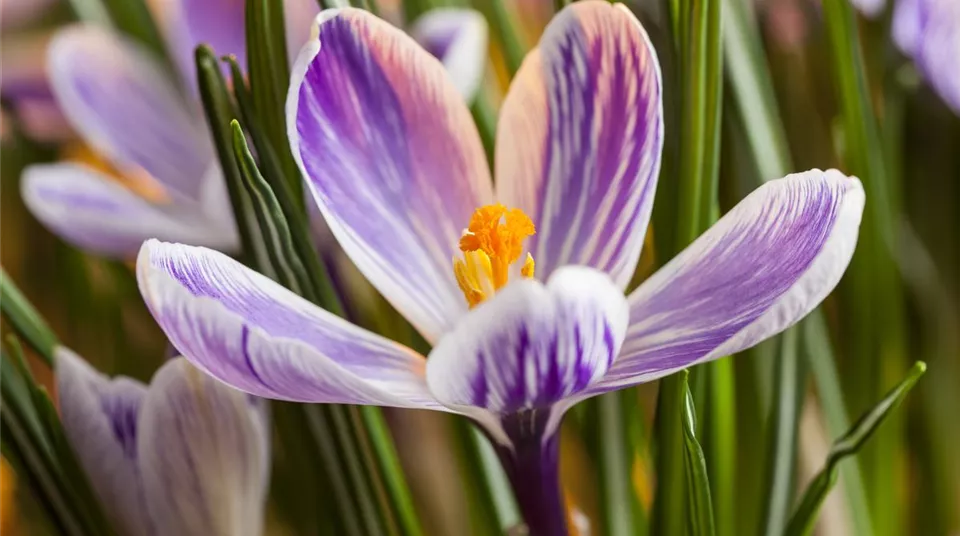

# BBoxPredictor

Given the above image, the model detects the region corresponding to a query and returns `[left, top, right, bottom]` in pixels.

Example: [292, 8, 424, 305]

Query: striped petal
[21, 164, 237, 258]
[410, 8, 489, 101]
[288, 8, 494, 342]
[47, 25, 213, 200]
[137, 240, 449, 411]
[495, 1, 663, 290]
[139, 358, 270, 536]
[426, 266, 628, 439]
[587, 170, 864, 394]
[56, 347, 154, 536]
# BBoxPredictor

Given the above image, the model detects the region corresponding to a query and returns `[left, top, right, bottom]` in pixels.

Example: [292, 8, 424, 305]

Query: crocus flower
[0, 32, 73, 143]
[848, 0, 959, 114]
[56, 349, 270, 536]
[892, 0, 960, 114]
[21, 25, 239, 257]
[21, 1, 487, 258]
[136, 3, 865, 534]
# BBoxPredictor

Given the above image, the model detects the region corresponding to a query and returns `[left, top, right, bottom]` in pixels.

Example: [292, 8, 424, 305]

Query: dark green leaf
[231, 121, 316, 299]
[785, 361, 926, 536]
[680, 371, 717, 536]
[228, 119, 344, 313]
[195, 45, 273, 274]
[1, 344, 117, 536]
[595, 390, 636, 536]
[361, 406, 425, 536]
[1, 268, 58, 366]
[653, 0, 724, 533]
[451, 418, 516, 535]
[245, 0, 303, 205]
[821, 1, 908, 530]
[801, 313, 873, 535]
[721, 0, 791, 180]
[479, 0, 526, 78]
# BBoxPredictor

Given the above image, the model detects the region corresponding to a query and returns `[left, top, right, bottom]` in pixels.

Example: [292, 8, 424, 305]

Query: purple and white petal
[137, 240, 450, 411]
[22, 164, 238, 258]
[56, 348, 154, 536]
[47, 25, 213, 200]
[914, 1, 960, 114]
[426, 266, 628, 439]
[894, 0, 960, 114]
[893, 0, 923, 55]
[587, 169, 864, 394]
[139, 358, 269, 536]
[495, 1, 663, 290]
[288, 8, 494, 343]
[410, 8, 489, 101]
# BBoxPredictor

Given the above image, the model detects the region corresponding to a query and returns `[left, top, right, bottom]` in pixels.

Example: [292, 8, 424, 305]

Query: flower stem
[495, 416, 568, 536]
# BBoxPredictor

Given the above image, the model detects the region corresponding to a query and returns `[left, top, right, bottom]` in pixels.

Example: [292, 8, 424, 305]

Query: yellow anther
[454, 205, 536, 307]
[521, 253, 535, 279]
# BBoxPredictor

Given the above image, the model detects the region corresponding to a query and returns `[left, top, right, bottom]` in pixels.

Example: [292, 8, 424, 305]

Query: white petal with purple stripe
[22, 164, 237, 258]
[587, 169, 864, 394]
[288, 8, 494, 343]
[426, 266, 628, 425]
[137, 240, 449, 411]
[47, 25, 213, 200]
[56, 348, 154, 536]
[495, 1, 663, 290]
[139, 358, 270, 536]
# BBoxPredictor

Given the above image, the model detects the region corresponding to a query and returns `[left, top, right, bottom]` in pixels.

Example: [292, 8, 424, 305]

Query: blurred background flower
[56, 349, 271, 536]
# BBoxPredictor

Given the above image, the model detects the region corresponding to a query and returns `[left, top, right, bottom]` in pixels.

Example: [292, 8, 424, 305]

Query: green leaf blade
[785, 361, 926, 536]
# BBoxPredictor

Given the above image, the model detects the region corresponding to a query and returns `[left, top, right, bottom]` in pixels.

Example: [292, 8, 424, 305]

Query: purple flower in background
[21, 0, 487, 258]
[847, 0, 959, 113]
[137, 3, 864, 534]
[893, 0, 960, 114]
[22, 26, 239, 257]
[56, 349, 270, 536]
[0, 32, 73, 143]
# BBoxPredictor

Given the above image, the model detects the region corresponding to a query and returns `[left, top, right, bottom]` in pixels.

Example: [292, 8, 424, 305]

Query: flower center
[454, 204, 536, 308]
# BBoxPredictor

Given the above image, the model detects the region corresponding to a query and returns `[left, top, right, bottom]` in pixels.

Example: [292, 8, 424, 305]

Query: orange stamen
[454, 204, 536, 307]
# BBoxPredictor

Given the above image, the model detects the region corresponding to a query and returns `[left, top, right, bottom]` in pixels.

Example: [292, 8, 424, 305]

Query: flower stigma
[454, 204, 536, 308]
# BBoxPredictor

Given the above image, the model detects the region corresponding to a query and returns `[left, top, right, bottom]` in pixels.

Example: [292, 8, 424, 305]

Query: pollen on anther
[453, 204, 537, 307]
